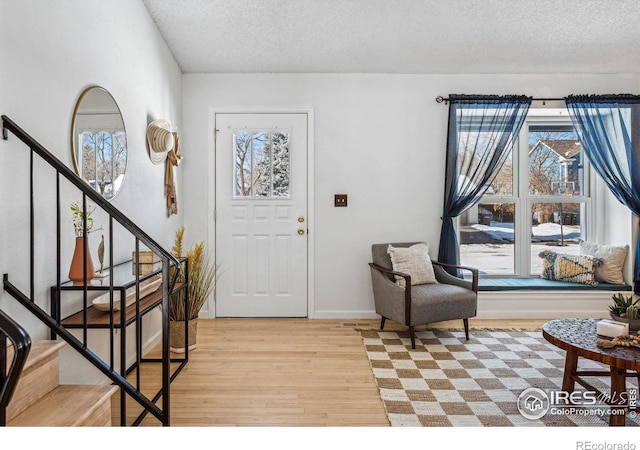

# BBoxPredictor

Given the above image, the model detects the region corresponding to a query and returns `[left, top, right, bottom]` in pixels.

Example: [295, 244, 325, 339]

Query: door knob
[298, 228, 305, 235]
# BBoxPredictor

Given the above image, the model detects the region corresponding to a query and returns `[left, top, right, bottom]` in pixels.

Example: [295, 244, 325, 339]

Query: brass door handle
[298, 228, 305, 235]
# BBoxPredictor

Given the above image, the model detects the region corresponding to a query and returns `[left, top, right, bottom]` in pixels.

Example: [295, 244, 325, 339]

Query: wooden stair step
[8, 384, 119, 427]
[6, 340, 66, 420]
[5, 340, 66, 373]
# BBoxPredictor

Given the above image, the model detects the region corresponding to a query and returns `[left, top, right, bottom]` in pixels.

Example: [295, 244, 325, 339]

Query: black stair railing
[1, 115, 189, 426]
[0, 308, 31, 426]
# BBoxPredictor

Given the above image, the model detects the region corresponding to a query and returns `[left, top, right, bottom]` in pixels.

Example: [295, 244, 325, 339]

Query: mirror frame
[70, 86, 127, 199]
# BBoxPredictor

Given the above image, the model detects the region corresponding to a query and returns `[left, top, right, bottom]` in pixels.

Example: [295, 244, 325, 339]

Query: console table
[50, 259, 188, 425]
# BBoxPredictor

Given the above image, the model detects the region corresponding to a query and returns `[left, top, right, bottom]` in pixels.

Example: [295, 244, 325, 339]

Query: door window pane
[234, 130, 290, 198]
[252, 132, 270, 197]
[271, 132, 290, 197]
[234, 131, 252, 196]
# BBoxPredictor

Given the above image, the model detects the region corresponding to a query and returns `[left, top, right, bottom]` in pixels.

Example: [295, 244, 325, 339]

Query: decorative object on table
[165, 130, 183, 217]
[146, 119, 175, 165]
[596, 318, 629, 338]
[68, 201, 99, 284]
[94, 234, 108, 278]
[92, 276, 162, 312]
[168, 226, 218, 353]
[611, 334, 640, 347]
[608, 293, 640, 331]
[132, 249, 161, 275]
[596, 338, 616, 349]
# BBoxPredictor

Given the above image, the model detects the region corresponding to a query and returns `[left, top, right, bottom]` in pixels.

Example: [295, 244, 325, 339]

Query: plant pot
[69, 236, 95, 284]
[169, 318, 198, 353]
[609, 313, 640, 332]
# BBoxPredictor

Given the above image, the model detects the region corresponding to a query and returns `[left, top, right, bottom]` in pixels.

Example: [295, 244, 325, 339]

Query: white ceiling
[142, 0, 640, 75]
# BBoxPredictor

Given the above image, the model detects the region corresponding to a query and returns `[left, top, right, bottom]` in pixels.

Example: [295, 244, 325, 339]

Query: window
[233, 130, 290, 198]
[459, 109, 591, 276]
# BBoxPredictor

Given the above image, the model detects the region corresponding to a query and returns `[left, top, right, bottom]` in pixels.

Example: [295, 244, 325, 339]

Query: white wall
[0, 0, 183, 382]
[183, 73, 639, 319]
[1, 0, 638, 331]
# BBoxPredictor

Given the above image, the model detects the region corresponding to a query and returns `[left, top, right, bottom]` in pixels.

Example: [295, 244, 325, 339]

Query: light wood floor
[119, 318, 546, 427]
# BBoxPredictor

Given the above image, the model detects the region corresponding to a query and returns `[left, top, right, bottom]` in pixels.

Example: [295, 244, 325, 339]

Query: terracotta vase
[69, 236, 95, 284]
[169, 318, 198, 353]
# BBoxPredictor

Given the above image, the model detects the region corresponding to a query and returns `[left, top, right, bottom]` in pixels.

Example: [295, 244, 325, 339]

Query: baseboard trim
[315, 289, 620, 320]
[311, 310, 380, 320]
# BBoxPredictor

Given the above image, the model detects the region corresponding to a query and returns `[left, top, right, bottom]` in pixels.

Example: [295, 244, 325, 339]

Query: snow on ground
[470, 221, 581, 242]
[460, 221, 581, 275]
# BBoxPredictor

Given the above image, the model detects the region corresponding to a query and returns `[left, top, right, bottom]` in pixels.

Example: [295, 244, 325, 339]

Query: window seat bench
[474, 277, 632, 320]
[478, 277, 632, 292]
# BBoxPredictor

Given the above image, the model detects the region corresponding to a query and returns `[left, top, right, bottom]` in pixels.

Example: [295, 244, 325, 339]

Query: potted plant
[168, 226, 217, 352]
[608, 293, 640, 331]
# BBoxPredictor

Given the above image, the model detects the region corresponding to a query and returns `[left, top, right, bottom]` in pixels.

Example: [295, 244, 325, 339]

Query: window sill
[477, 277, 632, 292]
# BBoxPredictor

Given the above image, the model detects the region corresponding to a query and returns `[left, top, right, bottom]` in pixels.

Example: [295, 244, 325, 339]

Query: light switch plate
[334, 194, 348, 207]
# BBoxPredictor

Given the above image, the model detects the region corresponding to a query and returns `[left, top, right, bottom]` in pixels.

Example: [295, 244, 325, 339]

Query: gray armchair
[369, 242, 478, 349]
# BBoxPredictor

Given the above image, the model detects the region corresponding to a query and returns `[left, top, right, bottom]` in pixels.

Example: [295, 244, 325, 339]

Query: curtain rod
[435, 96, 564, 105]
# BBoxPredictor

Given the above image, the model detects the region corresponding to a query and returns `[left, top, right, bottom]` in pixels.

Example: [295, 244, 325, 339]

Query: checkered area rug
[360, 328, 640, 427]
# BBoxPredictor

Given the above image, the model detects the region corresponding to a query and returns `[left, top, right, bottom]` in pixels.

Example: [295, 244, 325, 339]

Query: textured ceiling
[142, 0, 640, 74]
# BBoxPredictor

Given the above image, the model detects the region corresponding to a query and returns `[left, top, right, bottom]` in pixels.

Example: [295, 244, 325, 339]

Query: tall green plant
[170, 226, 217, 321]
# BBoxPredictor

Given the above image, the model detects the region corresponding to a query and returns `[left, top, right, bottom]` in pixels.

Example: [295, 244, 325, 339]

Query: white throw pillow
[387, 243, 437, 287]
[579, 241, 628, 284]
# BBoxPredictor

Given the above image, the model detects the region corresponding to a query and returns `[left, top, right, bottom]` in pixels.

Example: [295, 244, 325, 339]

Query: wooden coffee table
[542, 318, 640, 426]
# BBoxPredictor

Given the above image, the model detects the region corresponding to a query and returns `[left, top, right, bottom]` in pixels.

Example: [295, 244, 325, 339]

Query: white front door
[215, 113, 308, 317]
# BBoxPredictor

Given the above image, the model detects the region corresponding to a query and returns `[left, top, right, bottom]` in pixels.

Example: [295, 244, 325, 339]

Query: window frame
[459, 110, 597, 277]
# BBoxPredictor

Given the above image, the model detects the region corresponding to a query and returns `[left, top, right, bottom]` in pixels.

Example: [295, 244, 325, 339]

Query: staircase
[6, 340, 117, 426]
[1, 115, 190, 426]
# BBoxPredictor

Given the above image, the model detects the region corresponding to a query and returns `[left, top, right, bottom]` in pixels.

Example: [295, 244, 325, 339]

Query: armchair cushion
[387, 243, 437, 287]
[410, 283, 477, 325]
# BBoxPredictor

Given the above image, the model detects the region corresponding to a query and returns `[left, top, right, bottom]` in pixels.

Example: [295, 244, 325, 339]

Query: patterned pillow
[387, 243, 437, 287]
[539, 250, 602, 287]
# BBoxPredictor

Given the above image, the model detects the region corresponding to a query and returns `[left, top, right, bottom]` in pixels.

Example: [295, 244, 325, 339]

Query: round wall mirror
[71, 86, 127, 199]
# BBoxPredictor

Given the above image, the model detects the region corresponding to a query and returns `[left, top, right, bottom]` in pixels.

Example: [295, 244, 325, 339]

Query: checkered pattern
[360, 328, 640, 427]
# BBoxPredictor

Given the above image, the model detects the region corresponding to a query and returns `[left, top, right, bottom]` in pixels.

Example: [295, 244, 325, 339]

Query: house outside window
[459, 109, 592, 276]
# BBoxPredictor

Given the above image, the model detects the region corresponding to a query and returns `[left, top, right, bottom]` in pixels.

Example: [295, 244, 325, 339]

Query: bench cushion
[478, 277, 632, 291]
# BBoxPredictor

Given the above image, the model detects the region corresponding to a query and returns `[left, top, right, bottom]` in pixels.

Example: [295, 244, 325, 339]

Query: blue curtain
[438, 95, 531, 272]
[565, 94, 640, 293]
